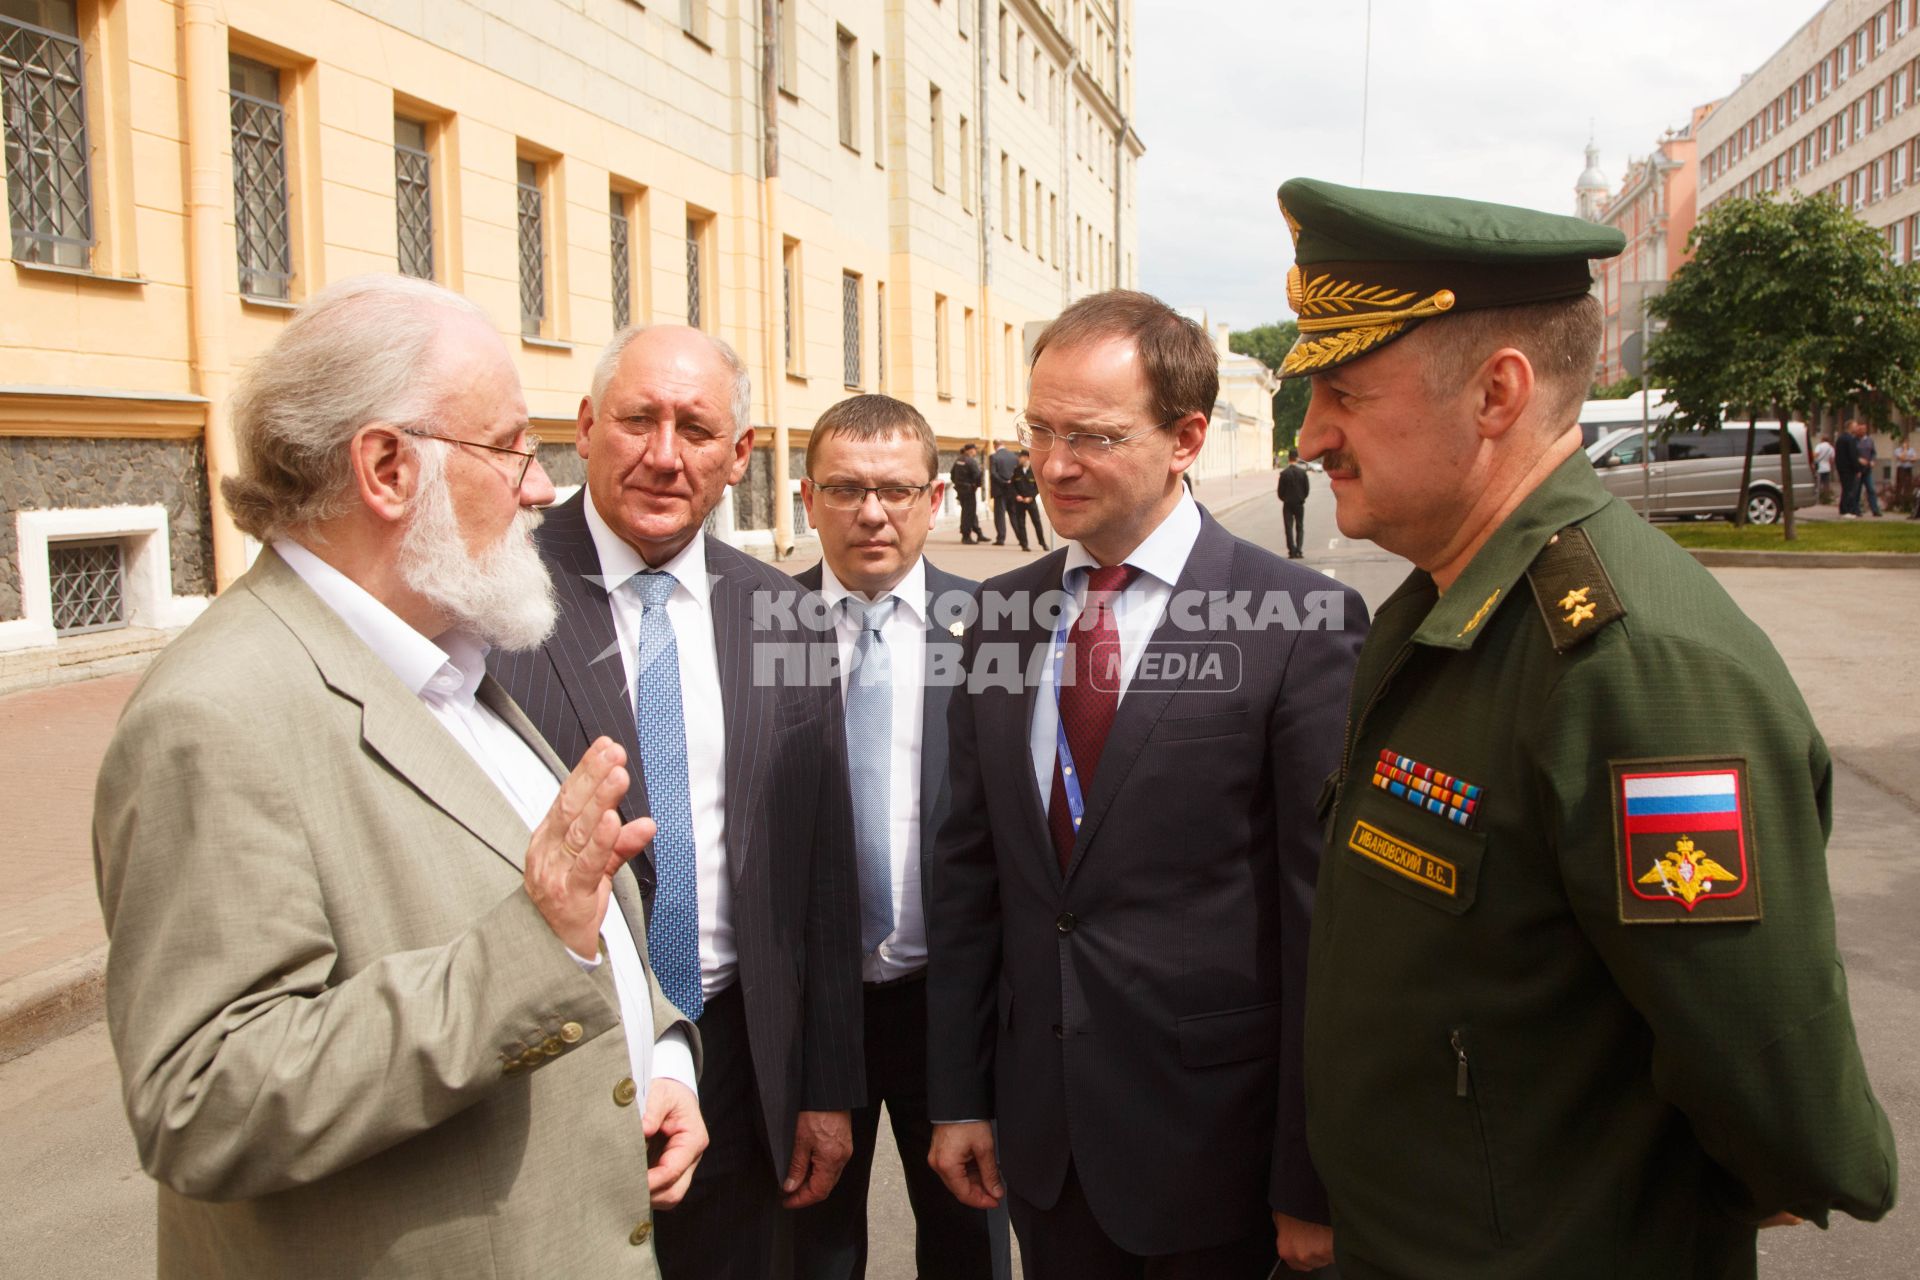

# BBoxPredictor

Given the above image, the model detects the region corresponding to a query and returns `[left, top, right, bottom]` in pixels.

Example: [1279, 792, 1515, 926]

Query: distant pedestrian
[1894, 436, 1915, 510]
[1855, 421, 1884, 518]
[1814, 434, 1835, 506]
[988, 442, 1018, 545]
[951, 442, 986, 543]
[1008, 449, 1047, 550]
[1836, 421, 1863, 517]
[1276, 448, 1310, 558]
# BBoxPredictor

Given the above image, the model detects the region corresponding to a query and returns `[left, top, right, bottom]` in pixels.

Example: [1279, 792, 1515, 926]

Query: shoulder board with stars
[1524, 525, 1624, 654]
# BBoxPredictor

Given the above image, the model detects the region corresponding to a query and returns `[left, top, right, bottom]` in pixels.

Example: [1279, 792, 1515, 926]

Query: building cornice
[0, 387, 208, 439]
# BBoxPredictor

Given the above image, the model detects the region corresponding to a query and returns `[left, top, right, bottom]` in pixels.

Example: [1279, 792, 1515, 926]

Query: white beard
[397, 453, 558, 652]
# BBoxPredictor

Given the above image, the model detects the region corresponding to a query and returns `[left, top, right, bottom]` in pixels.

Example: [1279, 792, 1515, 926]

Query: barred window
[836, 29, 856, 150]
[516, 157, 544, 335]
[48, 538, 125, 635]
[782, 238, 798, 371]
[394, 116, 432, 280]
[230, 55, 291, 299]
[874, 280, 886, 392]
[609, 189, 631, 330]
[1, 0, 91, 268]
[685, 216, 703, 330]
[841, 270, 861, 387]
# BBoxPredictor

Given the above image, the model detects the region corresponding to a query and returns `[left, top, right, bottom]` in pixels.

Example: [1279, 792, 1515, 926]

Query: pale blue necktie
[844, 596, 896, 954]
[632, 572, 702, 1021]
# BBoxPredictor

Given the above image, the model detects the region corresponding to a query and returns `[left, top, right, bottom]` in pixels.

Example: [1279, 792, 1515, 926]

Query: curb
[1686, 549, 1920, 569]
[0, 943, 107, 1066]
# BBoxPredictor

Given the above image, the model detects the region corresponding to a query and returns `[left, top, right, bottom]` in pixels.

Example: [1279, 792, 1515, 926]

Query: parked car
[1576, 391, 1671, 448]
[1586, 420, 1818, 524]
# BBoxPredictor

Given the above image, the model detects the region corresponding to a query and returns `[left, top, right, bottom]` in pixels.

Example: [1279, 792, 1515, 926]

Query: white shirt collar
[273, 538, 486, 702]
[583, 491, 713, 606]
[817, 555, 929, 625]
[1060, 487, 1203, 590]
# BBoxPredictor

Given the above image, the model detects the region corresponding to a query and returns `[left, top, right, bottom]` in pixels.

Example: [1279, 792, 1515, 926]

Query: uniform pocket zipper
[1451, 1028, 1507, 1242]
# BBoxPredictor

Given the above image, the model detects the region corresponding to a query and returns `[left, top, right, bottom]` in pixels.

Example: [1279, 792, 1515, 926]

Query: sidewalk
[0, 467, 1282, 1063]
[0, 673, 134, 1061]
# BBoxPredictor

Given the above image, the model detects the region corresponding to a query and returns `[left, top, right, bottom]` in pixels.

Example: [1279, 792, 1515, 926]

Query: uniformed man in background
[1280, 177, 1897, 1280]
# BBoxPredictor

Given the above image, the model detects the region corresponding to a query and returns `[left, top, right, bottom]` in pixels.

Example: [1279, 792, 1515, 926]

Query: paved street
[0, 478, 1912, 1277]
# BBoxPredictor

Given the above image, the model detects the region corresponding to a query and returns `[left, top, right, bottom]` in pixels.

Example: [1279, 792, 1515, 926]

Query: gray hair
[590, 324, 753, 437]
[223, 273, 489, 541]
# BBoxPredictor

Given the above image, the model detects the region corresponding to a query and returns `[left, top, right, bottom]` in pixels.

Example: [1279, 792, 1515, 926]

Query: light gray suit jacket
[93, 548, 696, 1278]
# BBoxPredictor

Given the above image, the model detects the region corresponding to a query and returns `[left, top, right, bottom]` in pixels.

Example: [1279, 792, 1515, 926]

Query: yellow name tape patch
[1349, 820, 1458, 896]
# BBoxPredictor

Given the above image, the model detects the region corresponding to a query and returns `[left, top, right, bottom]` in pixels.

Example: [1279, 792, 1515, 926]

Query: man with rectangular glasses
[926, 290, 1366, 1277]
[790, 394, 1011, 1280]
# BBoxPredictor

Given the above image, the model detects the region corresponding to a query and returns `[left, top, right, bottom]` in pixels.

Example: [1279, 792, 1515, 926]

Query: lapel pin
[949, 620, 965, 637]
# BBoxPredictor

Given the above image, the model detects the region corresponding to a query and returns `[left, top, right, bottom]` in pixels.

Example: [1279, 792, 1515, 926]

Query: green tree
[1588, 375, 1641, 400]
[1229, 320, 1310, 456]
[1646, 192, 1920, 538]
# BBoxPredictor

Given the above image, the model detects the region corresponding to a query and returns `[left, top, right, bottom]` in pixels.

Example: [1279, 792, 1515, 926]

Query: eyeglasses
[403, 428, 539, 491]
[808, 481, 934, 511]
[1016, 414, 1178, 459]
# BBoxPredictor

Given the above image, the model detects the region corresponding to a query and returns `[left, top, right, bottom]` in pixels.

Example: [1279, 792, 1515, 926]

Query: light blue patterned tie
[632, 572, 702, 1021]
[844, 596, 896, 954]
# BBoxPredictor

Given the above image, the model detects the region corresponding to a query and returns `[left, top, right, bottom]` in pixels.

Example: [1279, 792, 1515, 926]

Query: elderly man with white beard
[92, 274, 706, 1279]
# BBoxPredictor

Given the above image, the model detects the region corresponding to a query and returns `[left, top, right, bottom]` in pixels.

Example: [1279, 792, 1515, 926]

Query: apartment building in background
[0, 0, 1142, 663]
[1698, 0, 1920, 260]
[1576, 104, 1716, 386]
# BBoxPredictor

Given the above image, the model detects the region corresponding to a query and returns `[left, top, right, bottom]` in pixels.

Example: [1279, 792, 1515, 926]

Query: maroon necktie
[1049, 564, 1140, 872]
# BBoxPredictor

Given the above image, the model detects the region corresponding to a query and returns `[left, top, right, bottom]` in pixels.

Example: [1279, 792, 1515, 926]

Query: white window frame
[0, 505, 208, 652]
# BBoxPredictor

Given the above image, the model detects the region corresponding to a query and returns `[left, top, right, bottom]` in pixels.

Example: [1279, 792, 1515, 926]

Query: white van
[1576, 391, 1671, 448]
[1587, 421, 1818, 524]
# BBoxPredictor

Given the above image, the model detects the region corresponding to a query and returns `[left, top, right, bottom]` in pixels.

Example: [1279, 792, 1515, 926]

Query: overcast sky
[1136, 0, 1826, 331]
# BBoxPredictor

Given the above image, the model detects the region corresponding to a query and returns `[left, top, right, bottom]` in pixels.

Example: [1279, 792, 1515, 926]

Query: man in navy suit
[790, 394, 1010, 1280]
[926, 291, 1366, 1277]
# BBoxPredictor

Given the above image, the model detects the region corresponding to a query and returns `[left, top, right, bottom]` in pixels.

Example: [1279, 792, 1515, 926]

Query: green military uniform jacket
[1304, 452, 1896, 1280]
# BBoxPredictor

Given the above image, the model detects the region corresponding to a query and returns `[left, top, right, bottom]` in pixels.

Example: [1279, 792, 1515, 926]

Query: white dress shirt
[273, 540, 696, 1097]
[583, 497, 738, 1000]
[817, 557, 929, 983]
[1028, 489, 1204, 804]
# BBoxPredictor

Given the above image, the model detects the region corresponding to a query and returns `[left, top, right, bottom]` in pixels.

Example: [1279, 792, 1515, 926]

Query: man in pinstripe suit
[491, 325, 864, 1279]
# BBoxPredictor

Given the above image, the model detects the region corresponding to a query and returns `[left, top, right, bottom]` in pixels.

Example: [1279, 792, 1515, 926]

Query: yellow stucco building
[0, 0, 1141, 664]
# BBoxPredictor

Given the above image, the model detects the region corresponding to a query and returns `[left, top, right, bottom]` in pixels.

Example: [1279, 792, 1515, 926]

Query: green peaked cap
[1275, 177, 1625, 378]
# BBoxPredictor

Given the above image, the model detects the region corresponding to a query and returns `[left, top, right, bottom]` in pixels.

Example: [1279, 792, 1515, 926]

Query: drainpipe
[182, 0, 244, 588]
[977, 0, 995, 462]
[1111, 4, 1124, 290]
[761, 0, 791, 557]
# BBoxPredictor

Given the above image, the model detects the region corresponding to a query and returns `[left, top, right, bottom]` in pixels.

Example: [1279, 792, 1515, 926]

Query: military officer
[1281, 177, 1897, 1280]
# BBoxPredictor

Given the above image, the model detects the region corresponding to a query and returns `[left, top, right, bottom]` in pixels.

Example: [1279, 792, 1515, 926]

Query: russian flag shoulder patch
[1610, 757, 1762, 924]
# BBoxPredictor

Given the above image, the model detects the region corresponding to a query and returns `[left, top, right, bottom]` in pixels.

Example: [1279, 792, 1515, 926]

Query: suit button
[542, 1035, 564, 1056]
[520, 1048, 544, 1067]
[630, 1221, 653, 1246]
[1052, 1024, 1064, 1039]
[1055, 913, 1076, 934]
[560, 1021, 584, 1044]
[613, 1077, 638, 1107]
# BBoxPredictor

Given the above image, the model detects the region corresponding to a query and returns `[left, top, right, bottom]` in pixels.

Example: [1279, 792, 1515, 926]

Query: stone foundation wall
[0, 437, 215, 622]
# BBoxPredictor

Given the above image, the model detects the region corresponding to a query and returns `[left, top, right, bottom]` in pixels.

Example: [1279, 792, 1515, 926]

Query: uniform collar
[1412, 449, 1610, 651]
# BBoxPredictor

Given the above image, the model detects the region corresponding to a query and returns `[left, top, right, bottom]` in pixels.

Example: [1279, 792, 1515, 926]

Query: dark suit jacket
[490, 491, 864, 1175]
[988, 447, 1018, 492]
[789, 558, 979, 939]
[926, 509, 1367, 1255]
[1277, 463, 1310, 507]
